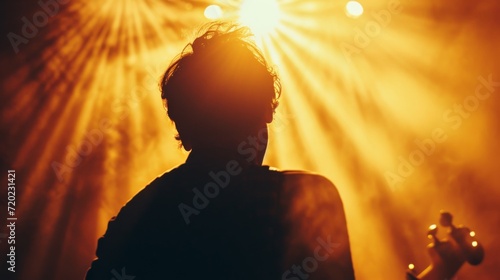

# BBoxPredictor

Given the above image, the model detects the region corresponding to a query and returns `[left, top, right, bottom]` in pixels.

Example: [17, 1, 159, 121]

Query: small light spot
[204, 5, 223, 20]
[345, 1, 364, 18]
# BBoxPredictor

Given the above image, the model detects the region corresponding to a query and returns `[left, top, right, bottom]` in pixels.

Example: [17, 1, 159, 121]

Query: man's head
[161, 22, 281, 151]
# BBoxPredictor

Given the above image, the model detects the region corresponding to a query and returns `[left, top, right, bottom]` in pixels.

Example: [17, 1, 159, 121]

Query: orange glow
[2, 0, 500, 280]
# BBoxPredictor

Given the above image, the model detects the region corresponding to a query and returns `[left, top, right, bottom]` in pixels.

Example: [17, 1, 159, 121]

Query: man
[86, 23, 355, 280]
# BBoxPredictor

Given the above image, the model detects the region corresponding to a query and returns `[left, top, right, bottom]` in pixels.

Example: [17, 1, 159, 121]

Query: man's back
[86, 158, 355, 280]
[86, 23, 355, 280]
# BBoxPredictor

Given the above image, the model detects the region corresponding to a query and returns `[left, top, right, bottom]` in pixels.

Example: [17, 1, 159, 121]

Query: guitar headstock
[406, 211, 484, 280]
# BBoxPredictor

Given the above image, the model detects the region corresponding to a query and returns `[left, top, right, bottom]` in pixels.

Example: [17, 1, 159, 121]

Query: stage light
[239, 0, 281, 39]
[345, 1, 363, 18]
[205, 5, 223, 20]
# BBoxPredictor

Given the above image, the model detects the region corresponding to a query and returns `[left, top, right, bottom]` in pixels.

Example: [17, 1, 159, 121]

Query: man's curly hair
[160, 22, 281, 149]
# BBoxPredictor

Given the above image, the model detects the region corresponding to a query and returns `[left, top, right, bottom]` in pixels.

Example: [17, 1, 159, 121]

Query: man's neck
[186, 147, 263, 169]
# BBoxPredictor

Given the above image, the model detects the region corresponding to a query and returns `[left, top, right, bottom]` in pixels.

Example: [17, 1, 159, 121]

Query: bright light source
[345, 1, 363, 18]
[239, 0, 281, 39]
[472, 241, 478, 247]
[204, 5, 223, 20]
[470, 231, 476, 237]
[408, 263, 415, 270]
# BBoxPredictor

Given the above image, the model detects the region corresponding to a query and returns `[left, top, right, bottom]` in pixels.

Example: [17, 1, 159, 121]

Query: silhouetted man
[86, 23, 355, 280]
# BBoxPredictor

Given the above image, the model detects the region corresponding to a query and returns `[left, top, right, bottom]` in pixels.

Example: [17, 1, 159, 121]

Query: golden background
[1, 0, 499, 279]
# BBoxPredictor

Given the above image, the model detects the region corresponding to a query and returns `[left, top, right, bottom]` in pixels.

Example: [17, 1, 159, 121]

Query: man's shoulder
[270, 168, 342, 199]
[119, 164, 188, 209]
[134, 164, 191, 194]
[274, 168, 335, 186]
[146, 164, 187, 185]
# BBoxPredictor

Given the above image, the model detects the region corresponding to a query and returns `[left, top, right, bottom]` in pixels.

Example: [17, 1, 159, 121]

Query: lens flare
[345, 1, 363, 18]
[204, 5, 223, 20]
[239, 0, 281, 39]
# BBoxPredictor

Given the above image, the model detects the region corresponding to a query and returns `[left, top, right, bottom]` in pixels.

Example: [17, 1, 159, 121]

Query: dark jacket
[86, 155, 355, 280]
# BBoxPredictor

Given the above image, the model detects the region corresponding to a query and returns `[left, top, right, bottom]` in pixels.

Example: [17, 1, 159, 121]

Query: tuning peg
[439, 211, 455, 230]
[427, 224, 440, 244]
[440, 211, 485, 266]
[409, 211, 484, 280]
